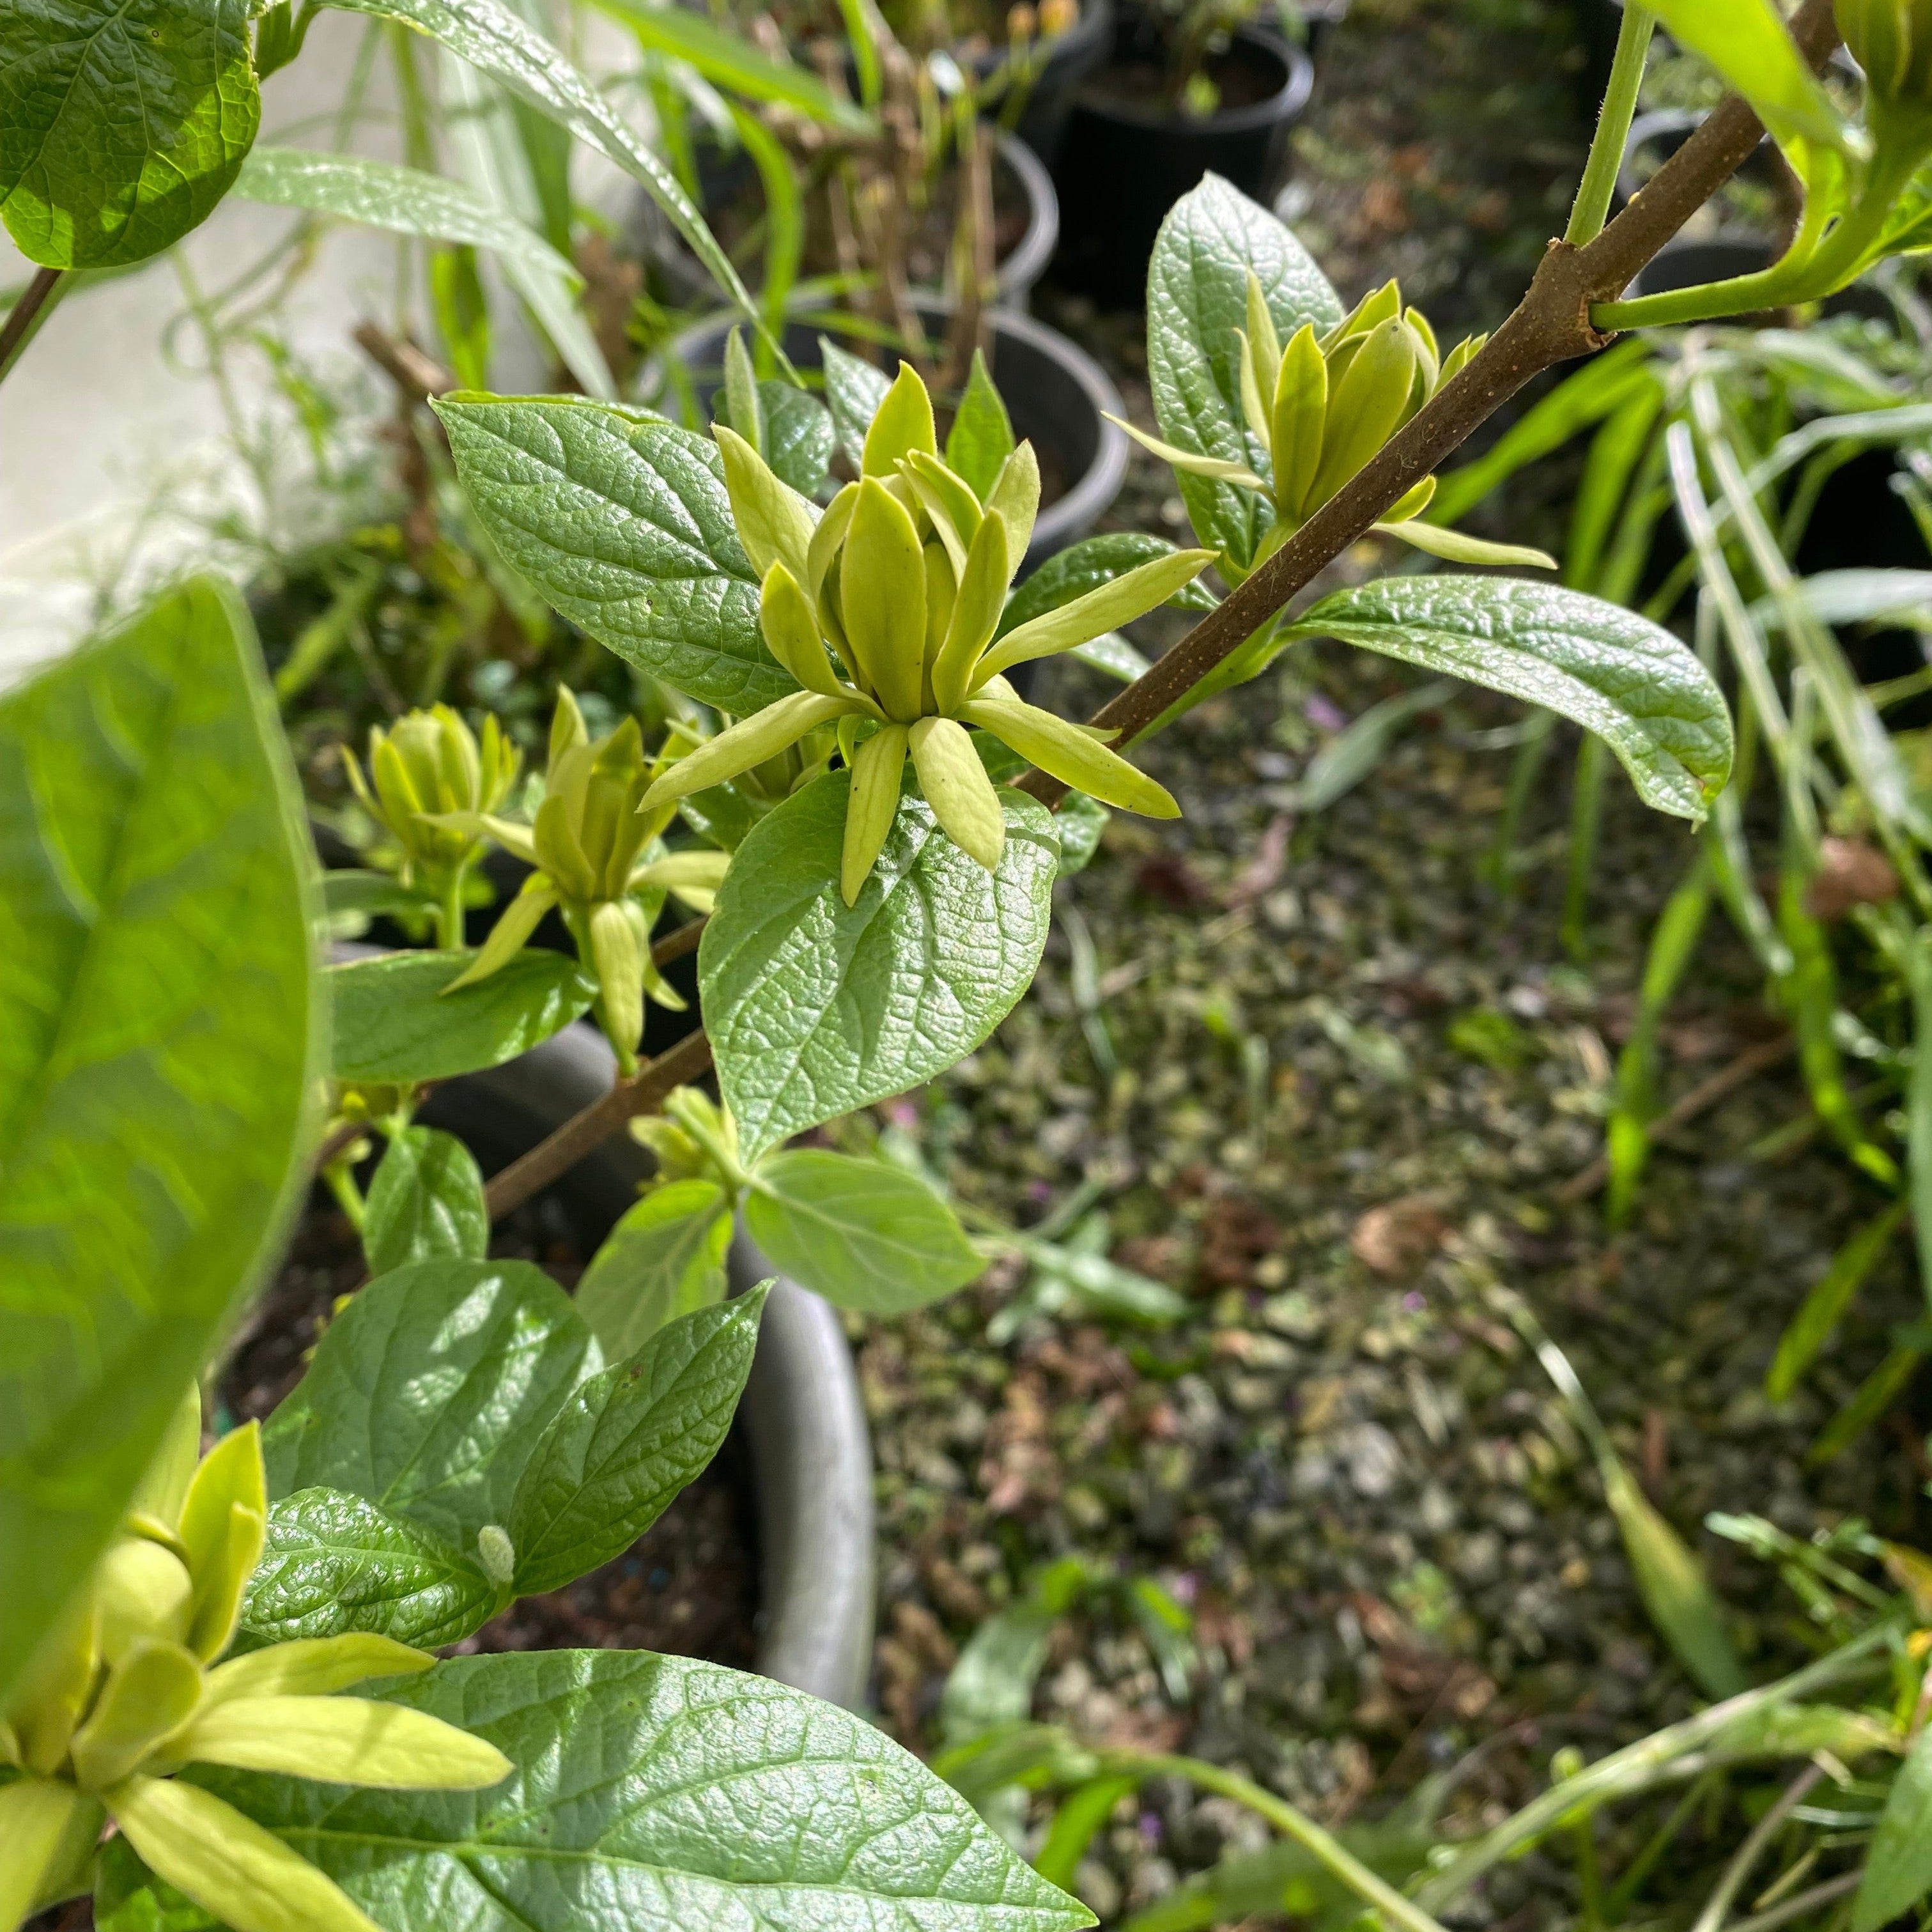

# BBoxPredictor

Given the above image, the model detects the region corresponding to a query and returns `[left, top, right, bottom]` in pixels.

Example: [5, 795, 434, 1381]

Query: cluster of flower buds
[1116, 275, 1551, 575]
[630, 1085, 746, 1194]
[438, 691, 727, 1072]
[1842, 0, 1932, 128]
[344, 705, 521, 898]
[0, 1393, 506, 1932]
[642, 363, 1215, 904]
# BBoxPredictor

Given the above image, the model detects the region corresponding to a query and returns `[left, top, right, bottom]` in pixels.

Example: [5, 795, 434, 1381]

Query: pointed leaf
[574, 1180, 733, 1359]
[946, 350, 1017, 497]
[328, 947, 594, 1085]
[437, 396, 794, 712]
[363, 1128, 490, 1274]
[700, 771, 1059, 1161]
[0, 580, 316, 1704]
[819, 337, 893, 470]
[1288, 575, 1734, 818]
[1374, 520, 1557, 569]
[1853, 1728, 1932, 1932]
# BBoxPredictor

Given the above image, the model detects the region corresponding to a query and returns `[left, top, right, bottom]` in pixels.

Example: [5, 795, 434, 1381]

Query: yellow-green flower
[1113, 275, 1552, 576]
[437, 690, 728, 1072]
[0, 1391, 509, 1932]
[630, 1086, 746, 1193]
[639, 363, 1217, 905]
[344, 706, 522, 945]
[1843, 0, 1932, 125]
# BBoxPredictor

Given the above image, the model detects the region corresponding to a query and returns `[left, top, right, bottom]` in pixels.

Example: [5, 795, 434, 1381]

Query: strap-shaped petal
[202, 1636, 432, 1708]
[177, 1426, 266, 1662]
[1244, 270, 1282, 400]
[534, 789, 598, 900]
[640, 691, 860, 809]
[1104, 415, 1269, 490]
[633, 849, 731, 901]
[0, 1778, 99, 1932]
[841, 479, 927, 720]
[127, 1386, 203, 1533]
[1372, 520, 1556, 569]
[975, 548, 1217, 685]
[109, 1775, 385, 1932]
[961, 697, 1180, 817]
[419, 810, 538, 865]
[1271, 323, 1328, 520]
[1310, 315, 1416, 509]
[902, 450, 982, 572]
[70, 1638, 205, 1789]
[984, 441, 1042, 562]
[930, 510, 1010, 715]
[174, 1695, 512, 1789]
[442, 877, 559, 993]
[841, 722, 909, 906]
[590, 897, 649, 1069]
[715, 424, 816, 581]
[759, 563, 844, 697]
[550, 687, 590, 766]
[862, 361, 938, 475]
[806, 481, 858, 606]
[909, 717, 1005, 870]
[1234, 327, 1274, 457]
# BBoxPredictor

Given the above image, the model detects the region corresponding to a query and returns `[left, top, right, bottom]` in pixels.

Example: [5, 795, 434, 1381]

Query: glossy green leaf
[0, 579, 317, 1703]
[997, 533, 1217, 642]
[745, 1150, 984, 1313]
[1855, 1729, 1932, 1931]
[97, 1650, 1096, 1932]
[574, 1179, 733, 1359]
[506, 1288, 767, 1593]
[699, 771, 1060, 1163]
[437, 394, 796, 713]
[945, 350, 1017, 500]
[758, 380, 837, 497]
[242, 1488, 498, 1650]
[362, 1127, 490, 1274]
[327, 0, 759, 325]
[261, 1260, 599, 1549]
[1287, 575, 1734, 819]
[1147, 174, 1343, 568]
[820, 336, 893, 470]
[234, 146, 575, 280]
[0, 0, 259, 268]
[328, 947, 595, 1085]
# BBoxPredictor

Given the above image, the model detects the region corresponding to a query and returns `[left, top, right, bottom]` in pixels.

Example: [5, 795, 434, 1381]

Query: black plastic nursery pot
[659, 298, 1129, 573]
[1049, 22, 1313, 305]
[990, 0, 1115, 171]
[639, 128, 1059, 315]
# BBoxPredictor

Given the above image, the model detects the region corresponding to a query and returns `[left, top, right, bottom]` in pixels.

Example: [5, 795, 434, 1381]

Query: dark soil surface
[1085, 41, 1285, 118]
[220, 1189, 761, 1668]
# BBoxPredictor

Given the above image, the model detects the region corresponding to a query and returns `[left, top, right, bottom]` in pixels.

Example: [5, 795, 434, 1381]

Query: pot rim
[1076, 26, 1315, 137]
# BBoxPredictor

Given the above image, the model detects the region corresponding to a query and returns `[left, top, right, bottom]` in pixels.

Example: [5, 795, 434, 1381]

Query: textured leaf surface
[759, 379, 837, 497]
[242, 1488, 498, 1650]
[234, 146, 573, 277]
[437, 395, 795, 712]
[507, 1290, 766, 1593]
[0, 580, 316, 1700]
[821, 337, 893, 468]
[261, 1261, 599, 1549]
[1290, 576, 1734, 818]
[700, 773, 1059, 1161]
[0, 0, 259, 268]
[1147, 175, 1342, 568]
[363, 1127, 490, 1273]
[99, 1650, 1096, 1932]
[574, 1179, 733, 1359]
[1853, 1728, 1932, 1932]
[328, 947, 596, 1084]
[745, 1150, 984, 1312]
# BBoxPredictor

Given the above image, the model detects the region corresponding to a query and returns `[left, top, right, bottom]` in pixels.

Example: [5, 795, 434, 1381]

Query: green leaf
[758, 380, 837, 497]
[744, 1150, 985, 1313]
[1287, 575, 1734, 819]
[1147, 174, 1343, 569]
[98, 1650, 1096, 1932]
[362, 1127, 490, 1273]
[234, 146, 574, 282]
[0, 580, 317, 1703]
[574, 1179, 733, 1359]
[0, 0, 259, 268]
[1642, 0, 1850, 158]
[321, 869, 438, 922]
[328, 946, 596, 1085]
[261, 1260, 599, 1549]
[945, 350, 1017, 499]
[1056, 792, 1109, 874]
[820, 336, 893, 470]
[699, 771, 1060, 1163]
[506, 1288, 767, 1594]
[437, 394, 796, 713]
[1854, 1728, 1932, 1932]
[585, 0, 874, 134]
[1766, 1196, 1910, 1401]
[327, 0, 760, 327]
[242, 1488, 499, 1650]
[997, 533, 1217, 641]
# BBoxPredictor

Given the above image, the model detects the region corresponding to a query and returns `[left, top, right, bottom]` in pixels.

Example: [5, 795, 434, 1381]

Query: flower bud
[1842, 0, 1932, 116]
[344, 706, 520, 886]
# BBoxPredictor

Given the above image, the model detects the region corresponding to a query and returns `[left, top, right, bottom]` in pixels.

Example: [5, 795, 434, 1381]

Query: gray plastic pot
[419, 1020, 876, 1710]
[639, 128, 1059, 315]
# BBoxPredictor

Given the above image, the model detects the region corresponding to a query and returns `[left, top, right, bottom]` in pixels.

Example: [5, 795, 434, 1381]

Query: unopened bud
[1842, 0, 1932, 117]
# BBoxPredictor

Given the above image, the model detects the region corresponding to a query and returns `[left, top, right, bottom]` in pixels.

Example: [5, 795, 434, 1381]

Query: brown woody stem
[0, 267, 65, 385]
[485, 0, 1843, 1217]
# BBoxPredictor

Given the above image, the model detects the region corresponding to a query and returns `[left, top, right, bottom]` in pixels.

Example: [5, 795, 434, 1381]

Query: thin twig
[1722, 1873, 1861, 1932]
[1687, 1766, 1823, 1932]
[1557, 1033, 1796, 1203]
[353, 320, 455, 405]
[0, 265, 65, 383]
